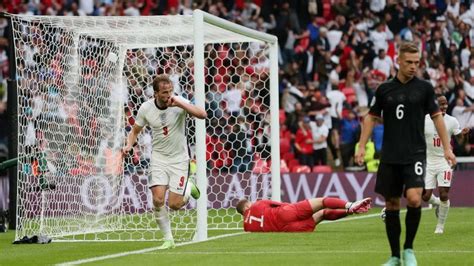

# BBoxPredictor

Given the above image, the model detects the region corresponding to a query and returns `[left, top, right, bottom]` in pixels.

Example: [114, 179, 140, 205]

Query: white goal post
[10, 10, 280, 242]
[193, 10, 280, 241]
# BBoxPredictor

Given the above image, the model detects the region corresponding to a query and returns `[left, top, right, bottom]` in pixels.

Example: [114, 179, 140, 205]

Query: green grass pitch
[1, 207, 473, 265]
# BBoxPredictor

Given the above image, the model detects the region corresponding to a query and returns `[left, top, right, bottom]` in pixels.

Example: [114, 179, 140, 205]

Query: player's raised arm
[431, 114, 456, 166]
[123, 124, 144, 156]
[167, 95, 207, 119]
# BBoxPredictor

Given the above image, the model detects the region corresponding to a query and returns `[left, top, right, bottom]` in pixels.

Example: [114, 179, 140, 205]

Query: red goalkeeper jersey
[242, 200, 315, 232]
[243, 200, 284, 232]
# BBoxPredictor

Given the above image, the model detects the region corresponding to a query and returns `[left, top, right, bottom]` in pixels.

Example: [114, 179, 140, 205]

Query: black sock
[385, 210, 401, 258]
[404, 206, 421, 250]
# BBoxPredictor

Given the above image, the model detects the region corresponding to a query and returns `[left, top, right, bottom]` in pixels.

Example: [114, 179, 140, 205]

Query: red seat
[292, 165, 311, 173]
[312, 165, 332, 173]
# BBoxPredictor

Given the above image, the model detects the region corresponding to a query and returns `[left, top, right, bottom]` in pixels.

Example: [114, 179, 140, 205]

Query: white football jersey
[424, 114, 462, 163]
[135, 97, 190, 162]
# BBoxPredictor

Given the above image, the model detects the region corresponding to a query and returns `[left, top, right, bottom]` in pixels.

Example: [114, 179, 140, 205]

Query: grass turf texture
[1, 207, 473, 265]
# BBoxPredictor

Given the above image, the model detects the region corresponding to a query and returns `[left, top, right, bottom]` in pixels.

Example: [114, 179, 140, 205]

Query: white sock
[429, 194, 441, 206]
[155, 207, 173, 241]
[437, 200, 450, 227]
[345, 202, 352, 209]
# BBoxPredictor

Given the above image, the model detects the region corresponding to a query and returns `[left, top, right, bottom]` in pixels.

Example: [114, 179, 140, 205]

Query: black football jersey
[369, 76, 440, 164]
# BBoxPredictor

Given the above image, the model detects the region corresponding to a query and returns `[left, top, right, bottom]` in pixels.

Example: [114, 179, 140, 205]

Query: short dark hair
[153, 74, 172, 92]
[436, 94, 447, 100]
[236, 199, 249, 215]
[398, 42, 420, 56]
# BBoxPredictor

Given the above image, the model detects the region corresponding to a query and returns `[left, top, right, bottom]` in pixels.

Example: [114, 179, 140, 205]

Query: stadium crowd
[1, 0, 474, 175]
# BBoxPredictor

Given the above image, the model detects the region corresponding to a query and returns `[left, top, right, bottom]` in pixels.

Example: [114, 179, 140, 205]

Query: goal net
[10, 11, 280, 242]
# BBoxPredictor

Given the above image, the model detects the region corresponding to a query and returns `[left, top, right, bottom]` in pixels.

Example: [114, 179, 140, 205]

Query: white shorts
[149, 158, 190, 195]
[425, 160, 453, 189]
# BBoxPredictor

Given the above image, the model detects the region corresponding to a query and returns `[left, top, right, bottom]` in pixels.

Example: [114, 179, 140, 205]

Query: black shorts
[375, 161, 425, 199]
[331, 117, 341, 131]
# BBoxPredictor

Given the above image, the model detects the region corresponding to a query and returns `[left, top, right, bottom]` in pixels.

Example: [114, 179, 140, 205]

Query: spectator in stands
[372, 120, 384, 156]
[294, 116, 314, 167]
[315, 52, 335, 93]
[326, 84, 346, 167]
[462, 76, 474, 102]
[369, 22, 392, 54]
[310, 114, 329, 166]
[298, 45, 317, 83]
[222, 83, 243, 117]
[340, 110, 360, 168]
[315, 27, 330, 57]
[285, 101, 305, 134]
[327, 56, 342, 91]
[427, 29, 449, 65]
[4, 0, 474, 178]
[353, 29, 376, 70]
[462, 57, 474, 81]
[241, 0, 261, 26]
[452, 98, 474, 129]
[282, 80, 304, 116]
[228, 118, 251, 173]
[306, 88, 330, 118]
[373, 49, 394, 79]
[206, 84, 223, 118]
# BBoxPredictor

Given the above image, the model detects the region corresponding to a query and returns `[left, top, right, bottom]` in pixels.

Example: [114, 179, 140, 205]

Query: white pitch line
[144, 250, 474, 255]
[320, 211, 387, 224]
[56, 207, 432, 265]
[56, 232, 246, 266]
[321, 206, 433, 224]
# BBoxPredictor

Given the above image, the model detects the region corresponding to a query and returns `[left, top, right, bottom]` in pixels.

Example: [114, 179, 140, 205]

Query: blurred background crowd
[1, 0, 474, 175]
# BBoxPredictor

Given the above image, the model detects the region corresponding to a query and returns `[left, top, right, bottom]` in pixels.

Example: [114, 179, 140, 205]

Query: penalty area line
[55, 232, 247, 266]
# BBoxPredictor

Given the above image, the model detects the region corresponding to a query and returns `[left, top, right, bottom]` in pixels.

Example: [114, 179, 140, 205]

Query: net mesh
[11, 15, 274, 242]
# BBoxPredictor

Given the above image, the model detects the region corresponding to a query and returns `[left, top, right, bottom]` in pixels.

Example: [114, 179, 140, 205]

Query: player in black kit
[355, 42, 456, 266]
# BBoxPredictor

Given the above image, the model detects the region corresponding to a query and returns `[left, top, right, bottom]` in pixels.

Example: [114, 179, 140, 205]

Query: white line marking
[55, 207, 431, 265]
[56, 232, 246, 266]
[320, 212, 386, 224]
[321, 206, 432, 224]
[144, 250, 474, 255]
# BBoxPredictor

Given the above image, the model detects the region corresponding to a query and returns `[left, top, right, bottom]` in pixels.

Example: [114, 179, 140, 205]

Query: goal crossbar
[8, 11, 271, 48]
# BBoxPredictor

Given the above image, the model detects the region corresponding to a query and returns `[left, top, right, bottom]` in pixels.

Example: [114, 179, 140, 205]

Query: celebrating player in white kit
[123, 74, 207, 248]
[423, 95, 470, 234]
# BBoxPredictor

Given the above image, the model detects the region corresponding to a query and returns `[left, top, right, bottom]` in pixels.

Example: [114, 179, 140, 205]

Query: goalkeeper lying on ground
[236, 197, 372, 232]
